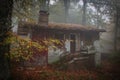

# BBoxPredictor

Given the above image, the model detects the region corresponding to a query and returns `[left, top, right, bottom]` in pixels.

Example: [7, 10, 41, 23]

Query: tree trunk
[82, 0, 87, 25]
[114, 7, 119, 51]
[40, 0, 50, 11]
[63, 0, 70, 23]
[0, 0, 13, 80]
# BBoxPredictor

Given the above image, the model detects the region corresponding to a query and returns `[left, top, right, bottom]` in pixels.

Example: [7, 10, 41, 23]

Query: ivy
[6, 32, 63, 62]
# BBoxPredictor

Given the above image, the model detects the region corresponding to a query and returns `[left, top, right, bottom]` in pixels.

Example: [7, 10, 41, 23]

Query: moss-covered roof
[17, 21, 106, 35]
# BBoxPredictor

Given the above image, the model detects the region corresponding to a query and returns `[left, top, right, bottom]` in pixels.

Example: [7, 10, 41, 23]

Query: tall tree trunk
[82, 0, 87, 25]
[63, 0, 70, 23]
[96, 5, 99, 28]
[0, 0, 13, 80]
[40, 0, 50, 11]
[114, 7, 118, 51]
[114, 7, 119, 51]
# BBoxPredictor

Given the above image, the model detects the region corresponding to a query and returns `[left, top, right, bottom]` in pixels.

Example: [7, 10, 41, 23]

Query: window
[55, 33, 64, 40]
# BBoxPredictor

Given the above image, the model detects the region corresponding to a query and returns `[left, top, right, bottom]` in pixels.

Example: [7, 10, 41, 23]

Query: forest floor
[11, 52, 120, 80]
[11, 62, 120, 80]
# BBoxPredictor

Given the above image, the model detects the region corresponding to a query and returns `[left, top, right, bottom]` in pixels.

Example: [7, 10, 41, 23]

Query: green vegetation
[8, 33, 63, 62]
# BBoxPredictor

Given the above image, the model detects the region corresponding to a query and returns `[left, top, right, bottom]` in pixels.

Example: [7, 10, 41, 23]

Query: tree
[49, 0, 66, 23]
[0, 0, 13, 80]
[0, 0, 50, 79]
[88, 0, 120, 51]
[82, 0, 87, 25]
[63, 0, 70, 23]
[13, 0, 41, 23]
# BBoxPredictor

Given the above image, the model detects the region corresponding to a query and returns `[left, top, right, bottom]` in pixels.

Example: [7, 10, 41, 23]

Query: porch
[51, 52, 95, 71]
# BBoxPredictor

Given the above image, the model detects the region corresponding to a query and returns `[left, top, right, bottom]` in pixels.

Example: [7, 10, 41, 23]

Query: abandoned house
[17, 10, 105, 67]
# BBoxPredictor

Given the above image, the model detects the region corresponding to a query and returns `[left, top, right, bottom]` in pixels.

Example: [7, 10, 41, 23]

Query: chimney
[38, 10, 49, 27]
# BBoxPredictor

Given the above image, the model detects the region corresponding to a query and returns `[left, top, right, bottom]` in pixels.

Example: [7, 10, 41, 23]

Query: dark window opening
[55, 33, 64, 40]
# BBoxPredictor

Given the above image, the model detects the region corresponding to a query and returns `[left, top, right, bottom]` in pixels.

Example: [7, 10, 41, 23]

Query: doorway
[70, 34, 76, 53]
